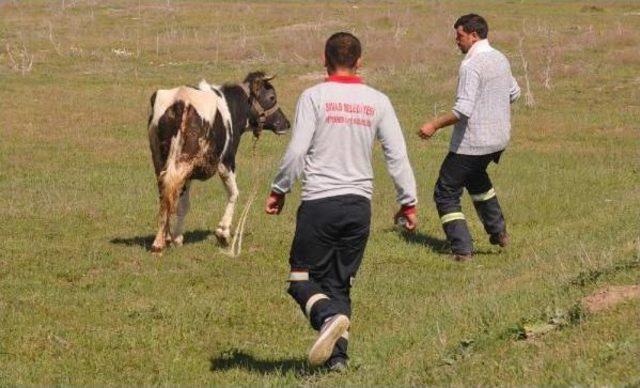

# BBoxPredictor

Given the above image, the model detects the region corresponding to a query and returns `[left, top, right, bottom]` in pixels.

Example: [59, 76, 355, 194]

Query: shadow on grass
[394, 229, 450, 254]
[210, 349, 311, 376]
[393, 229, 499, 257]
[110, 229, 213, 250]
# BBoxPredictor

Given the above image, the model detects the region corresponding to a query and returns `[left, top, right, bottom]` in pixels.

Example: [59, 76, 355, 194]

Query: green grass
[1, 0, 639, 385]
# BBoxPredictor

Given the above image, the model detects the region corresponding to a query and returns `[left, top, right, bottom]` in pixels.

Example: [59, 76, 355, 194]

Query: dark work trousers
[287, 194, 371, 361]
[433, 151, 506, 255]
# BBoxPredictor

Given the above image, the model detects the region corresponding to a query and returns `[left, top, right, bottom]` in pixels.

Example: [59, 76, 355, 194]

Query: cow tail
[159, 101, 192, 216]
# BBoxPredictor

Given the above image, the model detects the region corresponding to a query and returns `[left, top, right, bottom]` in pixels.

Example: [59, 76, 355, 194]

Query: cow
[147, 71, 290, 253]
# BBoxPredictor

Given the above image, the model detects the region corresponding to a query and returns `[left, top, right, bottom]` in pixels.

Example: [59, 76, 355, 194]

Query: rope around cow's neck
[221, 135, 261, 258]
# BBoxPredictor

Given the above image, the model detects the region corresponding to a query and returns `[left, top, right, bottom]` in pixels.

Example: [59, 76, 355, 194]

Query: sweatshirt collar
[325, 74, 363, 84]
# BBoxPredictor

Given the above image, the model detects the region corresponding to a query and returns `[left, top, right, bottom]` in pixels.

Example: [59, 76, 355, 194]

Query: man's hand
[265, 191, 285, 215]
[419, 122, 437, 139]
[419, 113, 459, 140]
[394, 205, 418, 232]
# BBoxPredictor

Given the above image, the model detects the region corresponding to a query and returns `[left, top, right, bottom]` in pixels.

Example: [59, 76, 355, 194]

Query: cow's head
[243, 71, 290, 136]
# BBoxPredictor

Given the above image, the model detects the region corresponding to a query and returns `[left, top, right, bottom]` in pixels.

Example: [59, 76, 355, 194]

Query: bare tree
[5, 42, 33, 75]
[518, 35, 535, 107]
[543, 28, 554, 90]
[48, 21, 63, 56]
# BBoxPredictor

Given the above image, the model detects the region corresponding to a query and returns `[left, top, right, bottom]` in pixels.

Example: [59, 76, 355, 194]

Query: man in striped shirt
[419, 14, 521, 261]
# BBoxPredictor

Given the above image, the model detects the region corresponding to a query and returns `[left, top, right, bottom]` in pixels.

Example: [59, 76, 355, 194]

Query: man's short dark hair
[454, 14, 489, 39]
[325, 32, 361, 71]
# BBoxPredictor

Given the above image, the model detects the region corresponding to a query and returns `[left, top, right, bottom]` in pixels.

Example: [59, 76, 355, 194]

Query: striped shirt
[451, 39, 521, 155]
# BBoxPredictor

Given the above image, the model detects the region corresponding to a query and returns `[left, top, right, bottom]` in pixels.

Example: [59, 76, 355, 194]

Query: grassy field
[1, 0, 639, 385]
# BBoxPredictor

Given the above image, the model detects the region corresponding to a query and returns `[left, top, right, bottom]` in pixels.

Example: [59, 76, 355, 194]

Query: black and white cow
[147, 72, 290, 253]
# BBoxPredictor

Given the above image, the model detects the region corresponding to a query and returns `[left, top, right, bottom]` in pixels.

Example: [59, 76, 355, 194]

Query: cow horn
[263, 74, 276, 81]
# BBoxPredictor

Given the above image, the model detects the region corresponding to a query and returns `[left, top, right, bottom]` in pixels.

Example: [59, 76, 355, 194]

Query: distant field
[1, 0, 639, 385]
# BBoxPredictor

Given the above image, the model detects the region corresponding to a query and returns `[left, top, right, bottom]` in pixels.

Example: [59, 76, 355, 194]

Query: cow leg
[152, 162, 192, 253]
[215, 164, 239, 246]
[171, 182, 191, 246]
[152, 180, 172, 253]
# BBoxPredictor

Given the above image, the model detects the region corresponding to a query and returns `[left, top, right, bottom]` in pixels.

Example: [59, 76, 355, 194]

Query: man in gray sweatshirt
[265, 32, 418, 370]
[419, 14, 520, 261]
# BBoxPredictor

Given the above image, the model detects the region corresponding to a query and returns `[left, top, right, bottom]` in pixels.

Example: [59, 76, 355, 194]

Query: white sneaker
[308, 314, 350, 367]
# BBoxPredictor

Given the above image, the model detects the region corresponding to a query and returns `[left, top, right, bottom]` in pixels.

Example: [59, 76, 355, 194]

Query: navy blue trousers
[434, 151, 506, 255]
[286, 194, 371, 360]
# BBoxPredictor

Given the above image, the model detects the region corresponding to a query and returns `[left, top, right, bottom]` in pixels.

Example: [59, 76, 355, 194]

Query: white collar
[462, 39, 494, 65]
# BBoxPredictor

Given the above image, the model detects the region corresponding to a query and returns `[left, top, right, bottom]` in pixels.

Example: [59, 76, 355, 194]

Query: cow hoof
[172, 235, 184, 246]
[215, 235, 231, 247]
[151, 244, 165, 254]
[215, 227, 231, 246]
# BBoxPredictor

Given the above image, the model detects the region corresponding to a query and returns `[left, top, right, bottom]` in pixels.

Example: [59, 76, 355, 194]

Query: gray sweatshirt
[451, 39, 521, 155]
[271, 75, 417, 206]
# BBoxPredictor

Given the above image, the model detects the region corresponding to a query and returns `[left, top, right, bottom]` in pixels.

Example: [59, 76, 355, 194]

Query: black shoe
[490, 230, 509, 247]
[325, 356, 348, 372]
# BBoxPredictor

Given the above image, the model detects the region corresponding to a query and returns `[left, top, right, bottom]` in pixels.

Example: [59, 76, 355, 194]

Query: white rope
[222, 184, 258, 258]
[221, 137, 262, 258]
